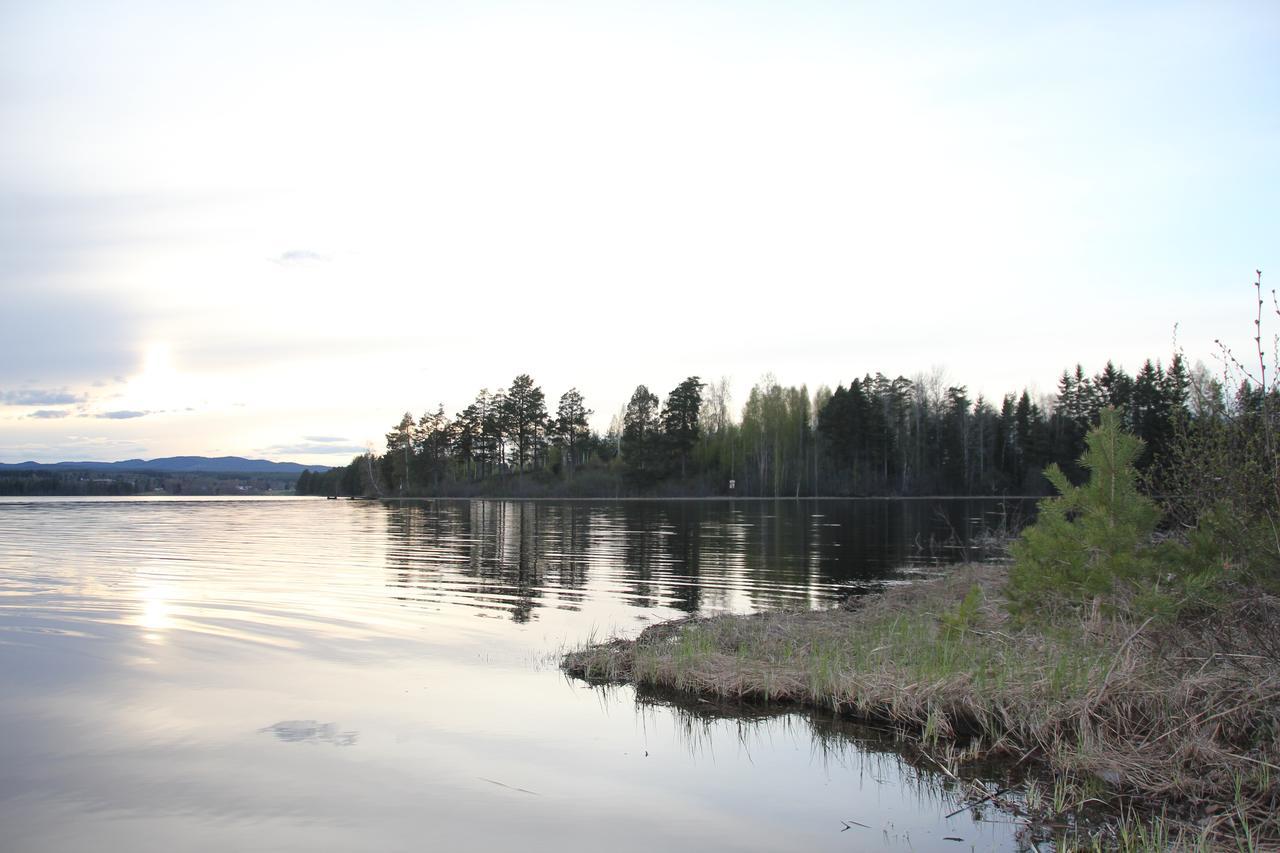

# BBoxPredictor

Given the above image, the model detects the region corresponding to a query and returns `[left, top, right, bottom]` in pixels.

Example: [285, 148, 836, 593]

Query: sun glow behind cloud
[114, 343, 180, 411]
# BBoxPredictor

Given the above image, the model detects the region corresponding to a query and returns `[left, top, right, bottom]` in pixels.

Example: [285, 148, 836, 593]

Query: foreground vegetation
[565, 278, 1280, 853]
[565, 563, 1279, 847]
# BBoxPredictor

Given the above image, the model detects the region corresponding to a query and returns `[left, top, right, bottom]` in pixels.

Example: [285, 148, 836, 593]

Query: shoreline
[357, 494, 1044, 502]
[562, 564, 1280, 848]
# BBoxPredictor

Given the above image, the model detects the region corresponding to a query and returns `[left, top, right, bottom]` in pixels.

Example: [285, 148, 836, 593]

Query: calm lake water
[0, 497, 1030, 852]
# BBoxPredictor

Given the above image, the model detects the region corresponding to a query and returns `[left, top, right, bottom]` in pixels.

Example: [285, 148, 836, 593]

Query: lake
[0, 496, 1031, 852]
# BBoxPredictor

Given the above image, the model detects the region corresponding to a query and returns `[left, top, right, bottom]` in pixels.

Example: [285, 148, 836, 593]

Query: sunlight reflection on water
[0, 496, 1026, 853]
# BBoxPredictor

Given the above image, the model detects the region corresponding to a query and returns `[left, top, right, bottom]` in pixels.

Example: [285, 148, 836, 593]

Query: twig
[1085, 616, 1154, 707]
[478, 777, 541, 796]
[918, 747, 961, 782]
[1011, 744, 1042, 769]
[1215, 749, 1280, 773]
[945, 787, 1009, 819]
[1140, 696, 1277, 749]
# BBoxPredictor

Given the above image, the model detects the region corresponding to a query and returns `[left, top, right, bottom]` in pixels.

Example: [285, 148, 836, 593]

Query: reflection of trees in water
[382, 499, 1032, 624]
[741, 505, 815, 612]
[381, 500, 544, 622]
[383, 500, 611, 622]
[537, 503, 591, 606]
[446, 500, 544, 623]
[619, 504, 666, 610]
[664, 502, 703, 613]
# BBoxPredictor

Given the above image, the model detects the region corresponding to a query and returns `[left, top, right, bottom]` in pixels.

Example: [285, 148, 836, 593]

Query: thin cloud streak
[1, 388, 86, 405]
[272, 249, 329, 265]
[94, 410, 149, 420]
[264, 442, 366, 456]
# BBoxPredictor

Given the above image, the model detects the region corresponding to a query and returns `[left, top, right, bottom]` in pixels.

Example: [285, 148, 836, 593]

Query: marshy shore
[564, 564, 1280, 848]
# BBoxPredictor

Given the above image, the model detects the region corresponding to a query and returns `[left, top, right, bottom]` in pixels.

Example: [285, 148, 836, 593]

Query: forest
[298, 353, 1222, 499]
[0, 470, 299, 496]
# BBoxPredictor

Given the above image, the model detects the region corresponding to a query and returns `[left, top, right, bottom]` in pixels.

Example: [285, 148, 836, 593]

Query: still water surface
[0, 497, 1027, 852]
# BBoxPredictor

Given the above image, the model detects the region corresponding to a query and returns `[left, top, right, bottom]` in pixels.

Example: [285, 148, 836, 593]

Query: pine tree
[550, 388, 592, 475]
[661, 376, 704, 478]
[453, 395, 485, 479]
[482, 388, 508, 470]
[385, 411, 416, 493]
[501, 374, 548, 472]
[1009, 407, 1163, 613]
[621, 385, 661, 486]
[418, 404, 452, 486]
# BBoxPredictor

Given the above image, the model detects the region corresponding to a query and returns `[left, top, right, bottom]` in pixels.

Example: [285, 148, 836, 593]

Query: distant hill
[0, 456, 330, 474]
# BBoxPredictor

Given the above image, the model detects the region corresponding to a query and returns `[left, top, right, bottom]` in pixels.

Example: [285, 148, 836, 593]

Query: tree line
[0, 470, 298, 497]
[298, 354, 1218, 498]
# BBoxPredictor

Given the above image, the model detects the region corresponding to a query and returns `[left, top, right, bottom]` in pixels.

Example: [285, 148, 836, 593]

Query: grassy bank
[564, 564, 1280, 848]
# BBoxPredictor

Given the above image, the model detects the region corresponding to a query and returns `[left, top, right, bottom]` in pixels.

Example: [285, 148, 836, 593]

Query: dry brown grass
[564, 565, 1280, 846]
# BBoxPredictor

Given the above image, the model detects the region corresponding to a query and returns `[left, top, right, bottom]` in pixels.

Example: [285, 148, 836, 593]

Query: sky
[2, 0, 1277, 465]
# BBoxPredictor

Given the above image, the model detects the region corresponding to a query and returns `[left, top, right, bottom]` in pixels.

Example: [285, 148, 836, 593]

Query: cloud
[0, 288, 140, 387]
[302, 435, 349, 443]
[0, 434, 148, 464]
[264, 442, 367, 456]
[28, 409, 70, 419]
[94, 410, 149, 419]
[0, 388, 87, 405]
[0, 190, 154, 387]
[272, 249, 329, 265]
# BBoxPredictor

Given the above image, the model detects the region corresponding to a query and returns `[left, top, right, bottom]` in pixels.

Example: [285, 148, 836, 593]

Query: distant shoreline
[358, 494, 1042, 502]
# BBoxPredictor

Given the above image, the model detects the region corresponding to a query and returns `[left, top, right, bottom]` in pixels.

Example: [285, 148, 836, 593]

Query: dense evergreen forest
[0, 470, 300, 497]
[298, 354, 1218, 499]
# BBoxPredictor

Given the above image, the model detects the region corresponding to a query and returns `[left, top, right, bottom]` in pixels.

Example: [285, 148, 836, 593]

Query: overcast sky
[2, 1, 1277, 464]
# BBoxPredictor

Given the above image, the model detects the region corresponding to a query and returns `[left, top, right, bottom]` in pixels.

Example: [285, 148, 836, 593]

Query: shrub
[1007, 408, 1201, 617]
[1152, 273, 1280, 589]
